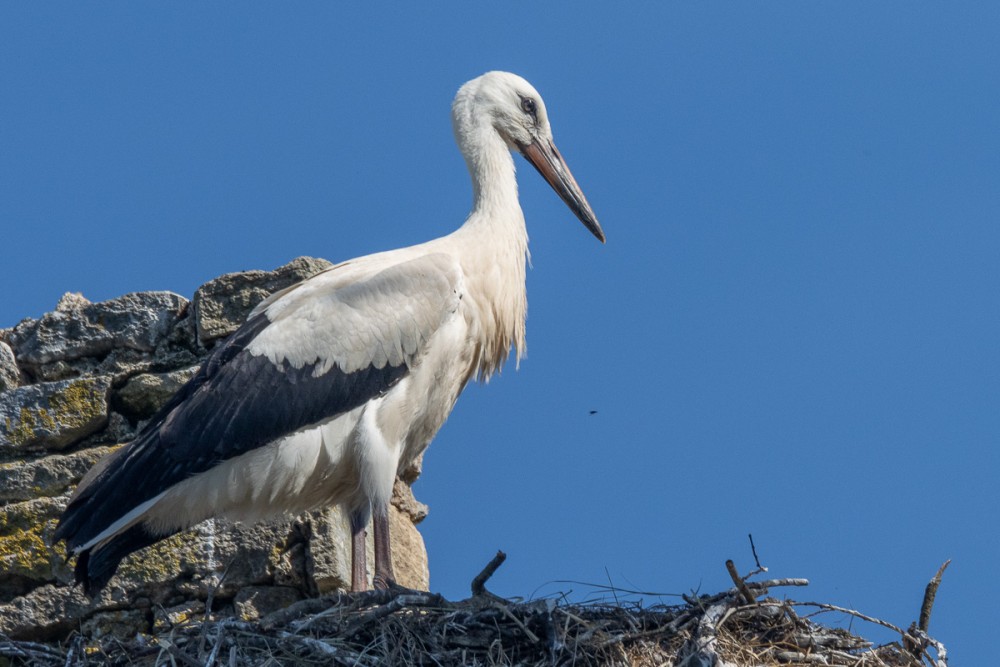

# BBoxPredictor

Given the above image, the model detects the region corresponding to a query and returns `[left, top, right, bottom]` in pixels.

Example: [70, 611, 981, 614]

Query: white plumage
[56, 71, 604, 593]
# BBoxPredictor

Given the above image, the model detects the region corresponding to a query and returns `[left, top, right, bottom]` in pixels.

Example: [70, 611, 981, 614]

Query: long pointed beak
[518, 138, 606, 243]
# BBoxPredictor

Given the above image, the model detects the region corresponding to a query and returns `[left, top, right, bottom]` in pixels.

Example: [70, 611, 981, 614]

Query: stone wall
[0, 257, 429, 641]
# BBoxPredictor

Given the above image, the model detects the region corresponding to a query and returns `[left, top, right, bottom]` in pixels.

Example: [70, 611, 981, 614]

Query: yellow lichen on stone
[36, 407, 57, 431]
[116, 530, 206, 584]
[0, 498, 65, 580]
[3, 378, 108, 449]
[0, 523, 49, 577]
[47, 378, 106, 430]
[7, 407, 38, 446]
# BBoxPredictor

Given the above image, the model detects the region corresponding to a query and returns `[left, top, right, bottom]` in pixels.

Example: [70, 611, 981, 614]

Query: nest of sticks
[0, 553, 950, 667]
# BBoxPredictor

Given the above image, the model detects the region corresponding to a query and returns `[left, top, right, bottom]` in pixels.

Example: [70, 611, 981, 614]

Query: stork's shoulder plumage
[249, 247, 466, 375]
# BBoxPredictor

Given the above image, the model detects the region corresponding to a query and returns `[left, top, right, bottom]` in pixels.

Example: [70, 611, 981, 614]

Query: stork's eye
[520, 97, 538, 119]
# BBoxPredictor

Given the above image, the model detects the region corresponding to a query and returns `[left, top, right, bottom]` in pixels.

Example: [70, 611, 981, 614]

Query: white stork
[56, 71, 605, 594]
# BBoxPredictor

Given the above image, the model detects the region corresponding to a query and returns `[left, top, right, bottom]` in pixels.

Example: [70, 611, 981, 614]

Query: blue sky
[2, 3, 996, 662]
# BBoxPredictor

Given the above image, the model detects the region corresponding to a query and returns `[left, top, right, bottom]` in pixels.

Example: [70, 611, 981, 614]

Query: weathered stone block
[102, 518, 291, 605]
[303, 507, 354, 593]
[0, 497, 71, 590]
[114, 366, 198, 419]
[0, 583, 93, 640]
[0, 341, 19, 391]
[193, 256, 332, 346]
[0, 446, 118, 503]
[8, 291, 187, 373]
[393, 477, 429, 524]
[388, 503, 430, 591]
[0, 376, 112, 452]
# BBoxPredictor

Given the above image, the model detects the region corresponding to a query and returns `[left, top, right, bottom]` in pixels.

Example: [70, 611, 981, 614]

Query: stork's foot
[373, 572, 399, 591]
[374, 577, 425, 598]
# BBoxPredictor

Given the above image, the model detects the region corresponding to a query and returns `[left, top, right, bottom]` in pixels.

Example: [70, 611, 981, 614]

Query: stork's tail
[54, 431, 176, 595]
[71, 523, 173, 596]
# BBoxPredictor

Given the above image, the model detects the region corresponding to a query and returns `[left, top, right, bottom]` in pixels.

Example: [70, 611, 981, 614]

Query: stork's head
[453, 71, 605, 243]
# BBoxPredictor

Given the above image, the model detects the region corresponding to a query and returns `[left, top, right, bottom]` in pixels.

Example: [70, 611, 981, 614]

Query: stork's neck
[452, 123, 529, 378]
[458, 126, 520, 222]
[454, 123, 529, 267]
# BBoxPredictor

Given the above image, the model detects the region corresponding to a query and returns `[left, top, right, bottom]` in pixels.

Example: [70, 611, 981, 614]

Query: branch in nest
[726, 559, 757, 605]
[909, 627, 949, 667]
[0, 637, 65, 665]
[745, 578, 809, 590]
[793, 601, 905, 635]
[748, 533, 763, 570]
[675, 598, 733, 666]
[471, 550, 507, 596]
[342, 592, 450, 639]
[919, 559, 950, 633]
[906, 559, 951, 664]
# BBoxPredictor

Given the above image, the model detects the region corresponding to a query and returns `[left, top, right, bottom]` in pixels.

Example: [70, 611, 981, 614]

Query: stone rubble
[0, 257, 430, 641]
[0, 341, 19, 392]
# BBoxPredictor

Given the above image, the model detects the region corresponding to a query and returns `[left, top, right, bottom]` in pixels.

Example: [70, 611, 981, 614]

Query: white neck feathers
[450, 84, 530, 380]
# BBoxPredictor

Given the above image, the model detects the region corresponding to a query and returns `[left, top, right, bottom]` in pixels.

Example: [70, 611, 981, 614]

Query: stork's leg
[372, 509, 396, 589]
[349, 510, 368, 592]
